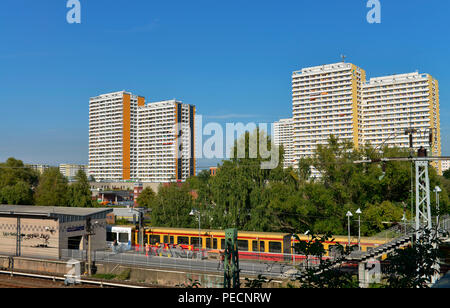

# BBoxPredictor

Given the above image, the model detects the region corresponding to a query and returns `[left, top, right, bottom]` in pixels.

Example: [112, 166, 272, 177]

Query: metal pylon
[415, 161, 432, 237]
[224, 228, 240, 288]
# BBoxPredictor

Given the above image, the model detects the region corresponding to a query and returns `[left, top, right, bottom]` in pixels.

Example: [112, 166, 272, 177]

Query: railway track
[0, 274, 70, 288]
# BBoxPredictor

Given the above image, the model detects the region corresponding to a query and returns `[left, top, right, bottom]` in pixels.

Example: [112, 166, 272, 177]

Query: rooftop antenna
[341, 54, 347, 63]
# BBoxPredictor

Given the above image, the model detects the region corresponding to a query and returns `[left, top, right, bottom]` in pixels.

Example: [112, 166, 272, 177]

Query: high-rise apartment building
[273, 118, 294, 168]
[291, 62, 441, 174]
[292, 62, 366, 166]
[89, 91, 145, 181]
[26, 164, 51, 175]
[362, 72, 441, 173]
[89, 92, 195, 182]
[442, 160, 450, 173]
[137, 100, 195, 183]
[59, 164, 89, 179]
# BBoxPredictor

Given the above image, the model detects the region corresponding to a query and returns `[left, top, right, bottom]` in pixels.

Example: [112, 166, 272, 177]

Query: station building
[0, 205, 112, 260]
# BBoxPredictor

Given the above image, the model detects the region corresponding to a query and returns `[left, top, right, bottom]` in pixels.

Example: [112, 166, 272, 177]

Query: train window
[268, 242, 282, 253]
[177, 236, 189, 245]
[118, 233, 129, 243]
[150, 235, 161, 245]
[191, 237, 203, 248]
[252, 241, 265, 252]
[213, 238, 217, 249]
[221, 239, 225, 249]
[237, 240, 249, 251]
[170, 236, 174, 244]
[206, 238, 211, 249]
[107, 232, 116, 242]
[163, 236, 169, 243]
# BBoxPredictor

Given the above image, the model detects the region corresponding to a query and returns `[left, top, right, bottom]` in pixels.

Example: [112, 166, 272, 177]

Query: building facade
[136, 100, 195, 183]
[26, 164, 51, 174]
[0, 205, 111, 259]
[362, 72, 441, 173]
[59, 164, 89, 179]
[442, 160, 450, 173]
[89, 91, 145, 181]
[291, 62, 441, 174]
[89, 92, 195, 183]
[273, 118, 295, 168]
[292, 62, 366, 166]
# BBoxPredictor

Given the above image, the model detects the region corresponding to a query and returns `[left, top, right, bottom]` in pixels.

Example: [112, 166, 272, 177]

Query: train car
[132, 227, 292, 261]
[131, 227, 390, 262]
[106, 225, 134, 251]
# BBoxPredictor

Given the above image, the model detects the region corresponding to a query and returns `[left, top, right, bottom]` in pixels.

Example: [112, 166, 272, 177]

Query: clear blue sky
[0, 0, 449, 165]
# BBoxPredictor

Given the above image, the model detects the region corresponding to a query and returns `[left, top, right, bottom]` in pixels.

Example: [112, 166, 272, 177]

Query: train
[107, 225, 389, 261]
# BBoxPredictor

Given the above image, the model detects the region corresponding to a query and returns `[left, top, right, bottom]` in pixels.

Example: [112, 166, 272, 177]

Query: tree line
[138, 130, 449, 237]
[0, 158, 95, 207]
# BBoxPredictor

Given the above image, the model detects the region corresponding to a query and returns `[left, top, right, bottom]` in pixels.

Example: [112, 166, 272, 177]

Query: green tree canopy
[34, 167, 69, 207]
[136, 187, 156, 208]
[68, 169, 94, 207]
[150, 183, 195, 228]
[0, 158, 37, 205]
[185, 134, 450, 236]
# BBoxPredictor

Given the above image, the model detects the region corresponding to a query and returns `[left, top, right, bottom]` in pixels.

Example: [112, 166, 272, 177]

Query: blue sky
[0, 0, 449, 165]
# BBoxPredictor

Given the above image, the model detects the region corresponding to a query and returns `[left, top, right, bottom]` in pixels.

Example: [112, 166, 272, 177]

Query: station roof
[0, 205, 112, 220]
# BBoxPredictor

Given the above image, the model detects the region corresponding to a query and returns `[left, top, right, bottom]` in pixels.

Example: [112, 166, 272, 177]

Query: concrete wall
[0, 217, 59, 259]
[0, 255, 80, 276]
[0, 216, 108, 260]
[59, 218, 108, 252]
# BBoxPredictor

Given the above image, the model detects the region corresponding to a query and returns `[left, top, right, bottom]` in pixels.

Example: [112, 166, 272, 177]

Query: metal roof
[0, 205, 112, 219]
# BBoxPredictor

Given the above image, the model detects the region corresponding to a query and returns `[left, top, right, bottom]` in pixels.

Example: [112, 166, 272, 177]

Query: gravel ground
[0, 273, 105, 288]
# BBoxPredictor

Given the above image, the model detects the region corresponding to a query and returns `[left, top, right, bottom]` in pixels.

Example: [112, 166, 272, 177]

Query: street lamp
[434, 186, 442, 228]
[401, 214, 407, 236]
[356, 208, 362, 251]
[346, 211, 353, 247]
[190, 209, 201, 257]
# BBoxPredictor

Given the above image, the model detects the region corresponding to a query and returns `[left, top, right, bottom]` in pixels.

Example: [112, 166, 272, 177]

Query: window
[236, 240, 248, 251]
[177, 236, 189, 245]
[107, 232, 116, 242]
[252, 241, 265, 252]
[191, 237, 203, 248]
[206, 238, 218, 249]
[118, 233, 129, 243]
[150, 235, 161, 245]
[268, 241, 282, 253]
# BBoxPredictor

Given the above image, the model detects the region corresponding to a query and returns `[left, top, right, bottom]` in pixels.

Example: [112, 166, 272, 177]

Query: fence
[59, 247, 343, 279]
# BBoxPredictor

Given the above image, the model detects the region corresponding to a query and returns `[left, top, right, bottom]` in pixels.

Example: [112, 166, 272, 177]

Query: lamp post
[190, 209, 201, 258]
[356, 208, 362, 251]
[434, 186, 442, 229]
[304, 230, 310, 267]
[401, 214, 407, 236]
[346, 211, 353, 247]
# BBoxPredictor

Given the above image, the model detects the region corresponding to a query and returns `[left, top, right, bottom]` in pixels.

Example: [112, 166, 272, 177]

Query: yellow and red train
[124, 226, 389, 261]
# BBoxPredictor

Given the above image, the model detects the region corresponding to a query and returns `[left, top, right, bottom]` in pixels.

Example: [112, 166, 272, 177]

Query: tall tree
[34, 167, 69, 207]
[136, 187, 156, 208]
[0, 158, 38, 205]
[68, 169, 94, 207]
[150, 183, 195, 228]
